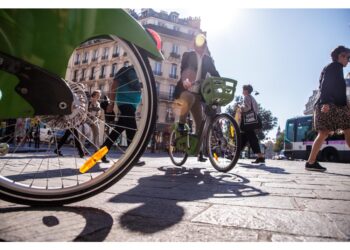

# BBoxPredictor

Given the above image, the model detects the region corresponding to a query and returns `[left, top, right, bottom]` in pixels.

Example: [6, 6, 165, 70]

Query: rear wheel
[169, 130, 188, 166]
[207, 114, 241, 172]
[0, 37, 157, 205]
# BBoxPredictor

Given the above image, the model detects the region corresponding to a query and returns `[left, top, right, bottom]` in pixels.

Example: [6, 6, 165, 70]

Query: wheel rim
[0, 37, 155, 202]
[208, 115, 240, 171]
[169, 130, 187, 166]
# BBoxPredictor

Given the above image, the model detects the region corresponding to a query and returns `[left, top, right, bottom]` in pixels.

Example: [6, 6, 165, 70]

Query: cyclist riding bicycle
[173, 34, 220, 162]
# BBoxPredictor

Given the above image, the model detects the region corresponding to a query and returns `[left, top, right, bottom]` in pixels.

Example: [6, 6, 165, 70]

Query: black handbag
[240, 96, 262, 131]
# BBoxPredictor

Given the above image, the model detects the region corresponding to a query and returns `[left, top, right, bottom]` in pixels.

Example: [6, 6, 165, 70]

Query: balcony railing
[158, 91, 174, 101]
[101, 55, 108, 60]
[153, 71, 163, 76]
[74, 61, 80, 65]
[170, 52, 181, 59]
[99, 75, 105, 79]
[91, 57, 98, 62]
[89, 76, 95, 80]
[169, 74, 178, 79]
[110, 73, 115, 78]
[79, 77, 85, 81]
[82, 59, 88, 64]
[112, 53, 119, 58]
[72, 78, 77, 82]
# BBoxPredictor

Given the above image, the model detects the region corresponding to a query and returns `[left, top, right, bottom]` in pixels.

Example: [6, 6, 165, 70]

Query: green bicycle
[0, 9, 162, 205]
[169, 77, 241, 172]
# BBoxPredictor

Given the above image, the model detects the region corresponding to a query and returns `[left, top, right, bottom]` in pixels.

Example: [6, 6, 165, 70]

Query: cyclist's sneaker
[251, 157, 265, 164]
[177, 123, 187, 133]
[305, 161, 326, 172]
[54, 149, 63, 156]
[197, 155, 207, 162]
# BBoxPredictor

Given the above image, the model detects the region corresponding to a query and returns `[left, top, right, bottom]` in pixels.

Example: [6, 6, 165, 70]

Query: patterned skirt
[313, 104, 350, 131]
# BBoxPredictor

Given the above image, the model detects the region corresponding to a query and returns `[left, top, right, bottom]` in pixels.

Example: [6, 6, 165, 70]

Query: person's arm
[319, 64, 340, 112]
[239, 95, 252, 113]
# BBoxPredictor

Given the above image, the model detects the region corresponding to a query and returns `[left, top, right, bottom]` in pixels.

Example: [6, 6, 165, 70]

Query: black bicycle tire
[0, 41, 157, 206]
[207, 113, 241, 173]
[169, 130, 188, 166]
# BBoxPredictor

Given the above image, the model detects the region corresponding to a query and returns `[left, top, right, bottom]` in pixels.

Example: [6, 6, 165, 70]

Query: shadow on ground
[238, 162, 291, 174]
[0, 206, 113, 241]
[109, 165, 269, 234]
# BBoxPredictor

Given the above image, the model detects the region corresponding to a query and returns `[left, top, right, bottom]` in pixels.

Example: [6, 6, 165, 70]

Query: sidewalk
[0, 157, 349, 241]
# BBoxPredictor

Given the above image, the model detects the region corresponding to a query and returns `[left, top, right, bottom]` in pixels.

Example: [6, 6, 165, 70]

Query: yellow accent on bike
[79, 146, 108, 174]
[230, 125, 235, 138]
[213, 153, 219, 161]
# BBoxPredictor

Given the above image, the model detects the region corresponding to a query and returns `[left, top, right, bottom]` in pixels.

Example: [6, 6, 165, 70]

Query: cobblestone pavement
[1, 155, 350, 242]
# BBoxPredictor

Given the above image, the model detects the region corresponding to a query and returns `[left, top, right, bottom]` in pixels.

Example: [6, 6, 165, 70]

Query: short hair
[91, 90, 101, 97]
[331, 45, 350, 62]
[243, 84, 253, 94]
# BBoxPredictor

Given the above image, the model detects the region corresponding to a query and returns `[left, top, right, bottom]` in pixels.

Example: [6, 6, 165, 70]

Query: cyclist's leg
[178, 91, 196, 125]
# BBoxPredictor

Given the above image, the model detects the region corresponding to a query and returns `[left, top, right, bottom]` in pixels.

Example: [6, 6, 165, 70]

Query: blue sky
[170, 8, 350, 139]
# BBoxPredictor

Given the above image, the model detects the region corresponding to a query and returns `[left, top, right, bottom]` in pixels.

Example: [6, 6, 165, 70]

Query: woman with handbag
[239, 84, 265, 163]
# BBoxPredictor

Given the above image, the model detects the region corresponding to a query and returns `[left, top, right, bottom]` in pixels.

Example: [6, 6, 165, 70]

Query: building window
[169, 85, 175, 101]
[169, 64, 177, 79]
[100, 65, 106, 78]
[102, 47, 109, 60]
[72, 70, 78, 82]
[80, 68, 86, 81]
[154, 62, 162, 76]
[170, 44, 180, 59]
[92, 49, 99, 62]
[110, 63, 117, 77]
[82, 51, 89, 64]
[112, 45, 120, 57]
[90, 67, 95, 80]
[74, 53, 80, 65]
[166, 107, 174, 123]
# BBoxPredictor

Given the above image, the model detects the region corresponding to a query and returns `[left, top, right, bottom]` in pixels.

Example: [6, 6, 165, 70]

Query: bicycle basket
[201, 77, 237, 106]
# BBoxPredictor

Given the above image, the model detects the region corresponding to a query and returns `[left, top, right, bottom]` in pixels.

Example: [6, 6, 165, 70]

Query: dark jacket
[316, 61, 347, 107]
[173, 51, 220, 99]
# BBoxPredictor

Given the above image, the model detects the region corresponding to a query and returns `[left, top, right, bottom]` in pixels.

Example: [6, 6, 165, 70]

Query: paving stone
[191, 205, 349, 240]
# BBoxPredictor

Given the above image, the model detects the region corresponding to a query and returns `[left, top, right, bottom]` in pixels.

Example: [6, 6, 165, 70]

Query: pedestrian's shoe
[305, 161, 326, 172]
[101, 156, 110, 163]
[251, 157, 265, 164]
[134, 160, 145, 166]
[54, 149, 63, 156]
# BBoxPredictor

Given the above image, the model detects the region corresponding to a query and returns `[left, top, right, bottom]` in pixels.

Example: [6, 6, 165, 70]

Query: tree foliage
[273, 131, 285, 152]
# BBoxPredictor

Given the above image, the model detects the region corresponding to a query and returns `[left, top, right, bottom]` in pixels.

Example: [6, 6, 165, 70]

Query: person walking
[306, 45, 350, 172]
[173, 33, 220, 162]
[100, 65, 144, 166]
[239, 84, 265, 164]
[54, 128, 85, 158]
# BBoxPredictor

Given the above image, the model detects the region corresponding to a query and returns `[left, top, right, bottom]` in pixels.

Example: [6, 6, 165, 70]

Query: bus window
[285, 120, 295, 142]
[296, 119, 312, 142]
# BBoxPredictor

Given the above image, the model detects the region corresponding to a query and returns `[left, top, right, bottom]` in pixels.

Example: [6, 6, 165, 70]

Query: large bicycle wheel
[0, 37, 157, 205]
[169, 130, 188, 166]
[206, 113, 241, 172]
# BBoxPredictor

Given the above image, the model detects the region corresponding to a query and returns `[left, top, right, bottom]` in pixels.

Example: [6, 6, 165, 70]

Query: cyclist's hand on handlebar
[183, 78, 192, 89]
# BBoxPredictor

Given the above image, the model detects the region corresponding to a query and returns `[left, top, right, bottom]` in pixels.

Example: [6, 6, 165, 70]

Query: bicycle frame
[0, 9, 163, 119]
[175, 103, 218, 156]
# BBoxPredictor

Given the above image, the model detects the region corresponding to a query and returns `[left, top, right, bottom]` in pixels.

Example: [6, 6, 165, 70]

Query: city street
[1, 154, 350, 242]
